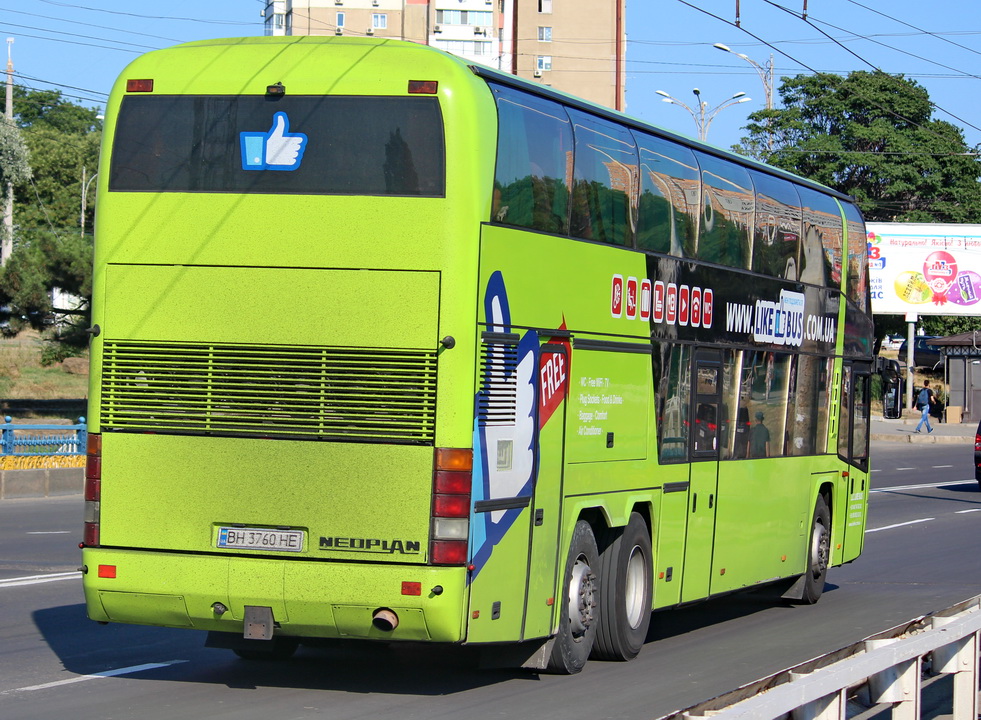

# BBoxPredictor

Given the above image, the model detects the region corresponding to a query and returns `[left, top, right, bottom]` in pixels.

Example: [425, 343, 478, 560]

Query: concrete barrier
[0, 467, 83, 500]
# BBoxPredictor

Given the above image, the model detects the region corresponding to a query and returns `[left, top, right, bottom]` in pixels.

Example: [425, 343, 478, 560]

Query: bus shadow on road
[33, 586, 838, 695]
[32, 603, 531, 695]
[645, 583, 841, 643]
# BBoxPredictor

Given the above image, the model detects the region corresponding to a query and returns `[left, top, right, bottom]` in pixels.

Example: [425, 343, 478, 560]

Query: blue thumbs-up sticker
[240, 112, 308, 171]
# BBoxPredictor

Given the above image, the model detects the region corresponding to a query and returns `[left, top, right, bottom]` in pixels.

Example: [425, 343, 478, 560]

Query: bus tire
[592, 513, 652, 661]
[232, 636, 300, 661]
[797, 495, 831, 605]
[546, 520, 599, 674]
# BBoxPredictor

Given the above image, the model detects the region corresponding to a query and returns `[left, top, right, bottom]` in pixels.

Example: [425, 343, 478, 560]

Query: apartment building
[263, 0, 626, 110]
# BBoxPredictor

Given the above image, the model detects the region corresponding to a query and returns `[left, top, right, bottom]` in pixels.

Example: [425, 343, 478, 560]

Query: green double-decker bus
[81, 36, 873, 674]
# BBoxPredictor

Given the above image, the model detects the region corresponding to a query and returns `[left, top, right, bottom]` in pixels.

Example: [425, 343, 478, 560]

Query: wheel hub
[811, 520, 829, 578]
[568, 555, 596, 637]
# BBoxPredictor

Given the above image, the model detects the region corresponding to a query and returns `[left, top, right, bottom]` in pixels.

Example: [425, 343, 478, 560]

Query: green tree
[920, 315, 981, 338]
[0, 116, 31, 188]
[737, 71, 981, 223]
[0, 86, 100, 350]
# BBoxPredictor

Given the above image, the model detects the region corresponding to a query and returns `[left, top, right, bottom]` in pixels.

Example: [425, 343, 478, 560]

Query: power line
[672, 0, 979, 150]
[0, 20, 159, 52]
[14, 72, 107, 99]
[34, 0, 255, 26]
[843, 0, 981, 58]
[0, 27, 142, 54]
[760, 0, 981, 135]
[0, 5, 184, 44]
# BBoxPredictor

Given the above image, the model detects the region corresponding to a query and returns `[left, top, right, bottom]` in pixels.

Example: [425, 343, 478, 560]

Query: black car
[898, 336, 943, 369]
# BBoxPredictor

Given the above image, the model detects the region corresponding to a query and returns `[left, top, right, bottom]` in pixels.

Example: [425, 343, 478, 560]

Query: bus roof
[117, 35, 854, 205]
[467, 63, 856, 204]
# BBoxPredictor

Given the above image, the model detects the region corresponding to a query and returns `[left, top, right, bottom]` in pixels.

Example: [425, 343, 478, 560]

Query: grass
[0, 330, 88, 421]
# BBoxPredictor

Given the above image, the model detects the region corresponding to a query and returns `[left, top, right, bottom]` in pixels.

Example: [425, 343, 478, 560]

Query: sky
[2, 0, 980, 153]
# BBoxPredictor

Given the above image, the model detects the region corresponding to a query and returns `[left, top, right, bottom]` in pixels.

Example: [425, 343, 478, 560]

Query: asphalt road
[1, 440, 979, 720]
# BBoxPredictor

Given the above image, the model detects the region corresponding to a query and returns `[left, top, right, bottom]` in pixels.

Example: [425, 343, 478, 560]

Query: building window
[537, 56, 552, 71]
[336, 12, 345, 27]
[372, 14, 387, 29]
[538, 26, 552, 41]
[435, 10, 493, 25]
[538, 0, 552, 13]
[264, 0, 285, 35]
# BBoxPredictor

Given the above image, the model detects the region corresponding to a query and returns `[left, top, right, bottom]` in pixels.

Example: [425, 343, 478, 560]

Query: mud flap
[478, 637, 555, 671]
[243, 605, 276, 640]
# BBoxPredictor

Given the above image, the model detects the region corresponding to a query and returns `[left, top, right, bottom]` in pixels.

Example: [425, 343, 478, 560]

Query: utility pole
[3, 37, 13, 266]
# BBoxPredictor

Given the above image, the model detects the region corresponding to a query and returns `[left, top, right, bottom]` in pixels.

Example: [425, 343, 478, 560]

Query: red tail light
[126, 78, 154, 92]
[975, 434, 980, 452]
[430, 448, 472, 566]
[83, 433, 102, 547]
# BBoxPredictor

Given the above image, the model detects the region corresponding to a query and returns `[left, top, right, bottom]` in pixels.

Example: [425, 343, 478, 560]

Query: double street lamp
[655, 88, 751, 142]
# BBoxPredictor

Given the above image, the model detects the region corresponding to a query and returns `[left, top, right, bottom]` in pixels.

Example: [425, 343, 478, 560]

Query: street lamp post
[714, 43, 775, 152]
[80, 168, 97, 238]
[655, 88, 751, 142]
[713, 43, 773, 110]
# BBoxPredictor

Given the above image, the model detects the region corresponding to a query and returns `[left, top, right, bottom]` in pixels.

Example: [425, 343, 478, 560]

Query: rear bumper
[82, 548, 469, 643]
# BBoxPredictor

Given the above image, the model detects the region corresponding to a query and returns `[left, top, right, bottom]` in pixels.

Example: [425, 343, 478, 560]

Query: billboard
[867, 222, 981, 316]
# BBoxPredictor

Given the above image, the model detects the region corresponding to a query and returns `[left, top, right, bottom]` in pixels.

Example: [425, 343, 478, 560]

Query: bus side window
[657, 344, 691, 463]
[798, 187, 843, 292]
[633, 130, 699, 258]
[750, 171, 802, 281]
[692, 151, 754, 270]
[490, 83, 572, 235]
[842, 202, 870, 313]
[567, 109, 638, 247]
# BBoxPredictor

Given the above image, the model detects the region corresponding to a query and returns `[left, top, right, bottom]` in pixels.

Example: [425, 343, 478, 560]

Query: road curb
[871, 432, 969, 444]
[0, 468, 83, 500]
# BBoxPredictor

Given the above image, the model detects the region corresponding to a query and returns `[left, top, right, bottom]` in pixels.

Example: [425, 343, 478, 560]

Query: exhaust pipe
[371, 608, 399, 632]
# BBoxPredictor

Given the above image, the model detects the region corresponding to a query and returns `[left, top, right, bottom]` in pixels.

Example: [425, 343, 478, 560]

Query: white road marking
[932, 465, 954, 469]
[866, 518, 934, 533]
[0, 572, 80, 588]
[894, 467, 915, 471]
[26, 531, 71, 535]
[871, 480, 974, 493]
[11, 660, 187, 693]
[956, 508, 981, 514]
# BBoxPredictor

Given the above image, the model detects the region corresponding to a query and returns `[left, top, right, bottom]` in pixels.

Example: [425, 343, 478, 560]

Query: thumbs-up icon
[240, 112, 308, 171]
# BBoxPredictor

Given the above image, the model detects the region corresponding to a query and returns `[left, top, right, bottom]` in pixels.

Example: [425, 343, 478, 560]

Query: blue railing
[0, 417, 87, 457]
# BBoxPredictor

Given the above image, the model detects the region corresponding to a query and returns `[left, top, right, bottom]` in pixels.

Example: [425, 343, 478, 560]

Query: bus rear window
[109, 95, 445, 196]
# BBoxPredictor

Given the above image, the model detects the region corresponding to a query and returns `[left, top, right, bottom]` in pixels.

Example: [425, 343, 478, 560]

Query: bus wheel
[232, 637, 300, 661]
[798, 495, 831, 605]
[546, 520, 599, 674]
[592, 513, 652, 661]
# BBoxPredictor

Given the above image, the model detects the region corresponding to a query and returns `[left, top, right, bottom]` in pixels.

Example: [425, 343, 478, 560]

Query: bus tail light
[431, 448, 472, 565]
[126, 79, 154, 92]
[83, 433, 102, 547]
[408, 80, 438, 94]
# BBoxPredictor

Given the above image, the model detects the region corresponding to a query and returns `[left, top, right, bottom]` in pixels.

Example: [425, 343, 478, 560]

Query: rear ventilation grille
[100, 341, 437, 444]
[476, 334, 519, 426]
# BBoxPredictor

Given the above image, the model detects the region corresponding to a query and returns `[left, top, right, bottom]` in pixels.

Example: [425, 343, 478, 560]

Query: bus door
[522, 337, 569, 638]
[681, 349, 723, 602]
[467, 331, 565, 643]
[837, 361, 871, 562]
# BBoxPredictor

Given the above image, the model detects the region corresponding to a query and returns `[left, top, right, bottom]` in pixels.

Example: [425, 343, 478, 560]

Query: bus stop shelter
[928, 332, 981, 424]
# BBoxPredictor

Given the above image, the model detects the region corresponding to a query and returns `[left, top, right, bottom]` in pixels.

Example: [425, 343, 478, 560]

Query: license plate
[217, 527, 305, 553]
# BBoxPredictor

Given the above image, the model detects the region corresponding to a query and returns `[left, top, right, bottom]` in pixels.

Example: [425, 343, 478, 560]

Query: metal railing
[0, 416, 87, 457]
[658, 596, 981, 720]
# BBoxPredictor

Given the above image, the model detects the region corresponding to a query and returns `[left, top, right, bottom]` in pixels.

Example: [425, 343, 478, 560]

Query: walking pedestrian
[915, 380, 935, 434]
